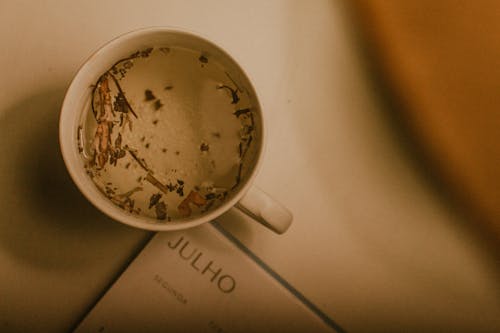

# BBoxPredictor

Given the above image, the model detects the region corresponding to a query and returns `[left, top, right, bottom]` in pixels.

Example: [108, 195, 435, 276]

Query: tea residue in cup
[78, 46, 258, 222]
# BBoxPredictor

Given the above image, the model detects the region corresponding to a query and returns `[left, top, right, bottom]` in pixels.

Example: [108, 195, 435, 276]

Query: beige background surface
[0, 1, 499, 332]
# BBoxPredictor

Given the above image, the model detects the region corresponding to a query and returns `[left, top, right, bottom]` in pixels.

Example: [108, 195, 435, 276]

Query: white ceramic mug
[59, 27, 292, 234]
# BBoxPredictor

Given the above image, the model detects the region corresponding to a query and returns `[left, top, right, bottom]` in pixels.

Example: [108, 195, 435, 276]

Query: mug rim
[59, 26, 266, 231]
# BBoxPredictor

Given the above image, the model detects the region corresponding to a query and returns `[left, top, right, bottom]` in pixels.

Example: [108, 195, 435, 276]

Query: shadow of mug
[0, 88, 148, 270]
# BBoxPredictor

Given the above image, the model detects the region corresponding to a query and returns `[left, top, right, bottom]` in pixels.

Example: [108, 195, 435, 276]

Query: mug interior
[59, 28, 264, 231]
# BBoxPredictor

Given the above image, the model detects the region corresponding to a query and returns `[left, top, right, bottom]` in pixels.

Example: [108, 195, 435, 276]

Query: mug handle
[235, 186, 293, 234]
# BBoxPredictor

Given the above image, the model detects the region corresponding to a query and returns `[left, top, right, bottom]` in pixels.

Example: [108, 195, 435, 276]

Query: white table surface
[1, 1, 499, 332]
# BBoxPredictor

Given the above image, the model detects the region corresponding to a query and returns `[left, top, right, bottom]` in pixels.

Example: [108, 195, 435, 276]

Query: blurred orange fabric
[352, 1, 500, 237]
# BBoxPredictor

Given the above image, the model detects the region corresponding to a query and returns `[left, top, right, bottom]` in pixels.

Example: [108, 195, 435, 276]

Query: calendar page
[73, 222, 343, 333]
